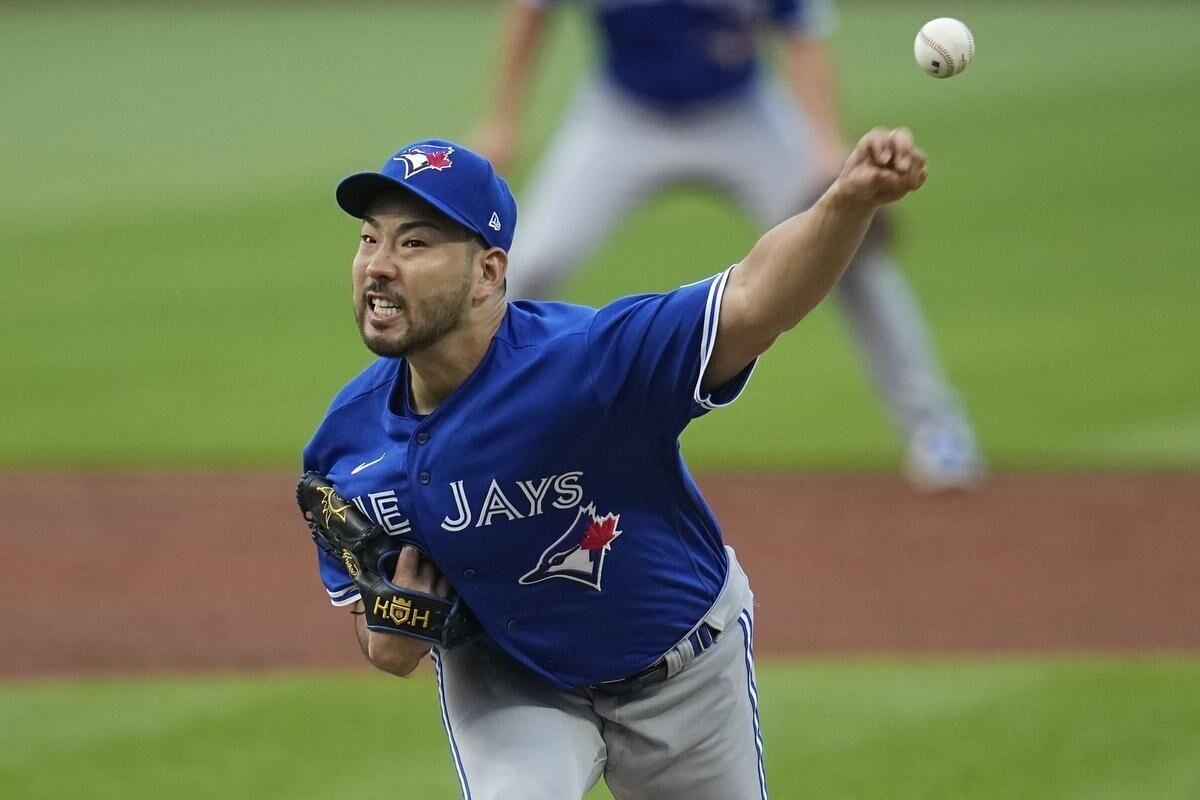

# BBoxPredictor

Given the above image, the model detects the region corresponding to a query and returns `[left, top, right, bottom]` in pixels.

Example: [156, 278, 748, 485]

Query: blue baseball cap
[335, 139, 517, 251]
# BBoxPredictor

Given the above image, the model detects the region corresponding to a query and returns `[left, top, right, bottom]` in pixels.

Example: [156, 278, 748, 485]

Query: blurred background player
[473, 0, 983, 489]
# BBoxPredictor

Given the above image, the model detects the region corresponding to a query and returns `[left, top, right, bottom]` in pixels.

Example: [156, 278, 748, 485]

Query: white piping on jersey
[693, 264, 758, 410]
[328, 585, 361, 607]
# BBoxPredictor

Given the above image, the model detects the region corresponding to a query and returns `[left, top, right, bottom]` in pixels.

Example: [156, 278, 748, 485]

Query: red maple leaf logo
[426, 151, 452, 169]
[579, 515, 618, 551]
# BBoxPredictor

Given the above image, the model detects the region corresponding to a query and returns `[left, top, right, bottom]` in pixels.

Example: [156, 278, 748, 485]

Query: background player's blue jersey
[529, 0, 835, 108]
[303, 268, 756, 688]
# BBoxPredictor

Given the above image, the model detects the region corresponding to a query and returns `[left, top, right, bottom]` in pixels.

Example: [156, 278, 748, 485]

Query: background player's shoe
[905, 421, 985, 491]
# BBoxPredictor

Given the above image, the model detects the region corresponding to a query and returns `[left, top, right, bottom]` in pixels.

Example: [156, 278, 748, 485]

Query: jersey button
[416, 433, 429, 445]
[462, 568, 476, 578]
[419, 471, 430, 484]
[506, 619, 518, 630]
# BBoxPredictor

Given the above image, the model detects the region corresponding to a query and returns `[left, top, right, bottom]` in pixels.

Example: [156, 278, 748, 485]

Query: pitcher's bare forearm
[701, 129, 927, 391]
[701, 189, 873, 390]
[352, 601, 431, 677]
[739, 185, 875, 332]
[348, 546, 451, 677]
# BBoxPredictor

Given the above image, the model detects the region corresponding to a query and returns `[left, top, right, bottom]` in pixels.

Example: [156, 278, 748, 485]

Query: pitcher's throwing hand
[834, 128, 928, 207]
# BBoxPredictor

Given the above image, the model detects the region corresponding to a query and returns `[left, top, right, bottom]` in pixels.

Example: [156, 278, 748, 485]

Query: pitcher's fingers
[863, 129, 892, 166]
[908, 147, 926, 175]
[890, 127, 915, 150]
[892, 129, 917, 172]
[393, 545, 421, 582]
[415, 555, 438, 591]
[868, 167, 906, 195]
[911, 165, 928, 189]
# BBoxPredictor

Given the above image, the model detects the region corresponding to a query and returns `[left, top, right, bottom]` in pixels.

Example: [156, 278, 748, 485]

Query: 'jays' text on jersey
[303, 267, 756, 689]
[525, 0, 836, 108]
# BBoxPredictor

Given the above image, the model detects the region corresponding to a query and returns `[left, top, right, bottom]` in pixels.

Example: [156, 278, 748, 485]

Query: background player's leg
[717, 80, 982, 488]
[600, 559, 766, 800]
[432, 643, 606, 800]
[833, 246, 983, 487]
[506, 79, 667, 300]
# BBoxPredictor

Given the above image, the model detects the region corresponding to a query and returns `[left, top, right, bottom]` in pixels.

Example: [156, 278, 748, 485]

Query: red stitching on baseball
[919, 31, 957, 76]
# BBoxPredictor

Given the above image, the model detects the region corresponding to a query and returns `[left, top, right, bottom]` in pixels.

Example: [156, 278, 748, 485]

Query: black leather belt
[590, 623, 720, 697]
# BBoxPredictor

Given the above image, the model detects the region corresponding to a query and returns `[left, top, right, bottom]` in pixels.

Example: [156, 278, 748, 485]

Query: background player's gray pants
[433, 548, 766, 800]
[507, 77, 966, 441]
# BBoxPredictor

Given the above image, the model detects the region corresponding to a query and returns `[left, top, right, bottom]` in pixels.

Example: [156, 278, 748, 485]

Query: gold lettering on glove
[372, 595, 431, 629]
[341, 549, 360, 578]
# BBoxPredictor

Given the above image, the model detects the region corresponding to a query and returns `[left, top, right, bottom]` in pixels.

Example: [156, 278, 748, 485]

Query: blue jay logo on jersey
[518, 503, 622, 591]
[392, 145, 454, 179]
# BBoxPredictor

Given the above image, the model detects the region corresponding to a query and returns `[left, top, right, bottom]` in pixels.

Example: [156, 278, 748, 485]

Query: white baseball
[914, 18, 975, 79]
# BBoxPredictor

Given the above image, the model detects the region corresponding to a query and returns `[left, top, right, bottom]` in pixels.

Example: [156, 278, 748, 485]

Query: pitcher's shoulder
[499, 299, 599, 348]
[326, 357, 401, 414]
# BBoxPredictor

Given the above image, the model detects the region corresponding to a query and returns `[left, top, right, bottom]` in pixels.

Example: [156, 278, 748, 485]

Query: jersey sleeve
[586, 266, 757, 439]
[316, 547, 360, 607]
[771, 0, 838, 37]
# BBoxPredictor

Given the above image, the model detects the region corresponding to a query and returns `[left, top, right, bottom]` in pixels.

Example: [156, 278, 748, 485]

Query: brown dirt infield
[2, 472, 1198, 678]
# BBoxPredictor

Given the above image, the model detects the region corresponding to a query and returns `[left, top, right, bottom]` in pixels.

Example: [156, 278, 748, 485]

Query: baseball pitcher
[299, 130, 927, 798]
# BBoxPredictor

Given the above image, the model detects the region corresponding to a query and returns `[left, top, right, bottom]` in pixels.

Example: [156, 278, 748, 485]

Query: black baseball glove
[296, 471, 478, 647]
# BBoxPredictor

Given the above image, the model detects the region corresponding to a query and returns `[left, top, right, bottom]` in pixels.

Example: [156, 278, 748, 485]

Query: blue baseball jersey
[303, 267, 756, 689]
[526, 0, 836, 107]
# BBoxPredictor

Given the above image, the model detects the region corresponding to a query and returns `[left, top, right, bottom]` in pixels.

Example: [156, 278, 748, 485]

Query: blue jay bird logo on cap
[392, 145, 454, 179]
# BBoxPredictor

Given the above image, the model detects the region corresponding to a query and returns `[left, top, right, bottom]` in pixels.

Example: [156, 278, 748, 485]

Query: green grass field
[4, 659, 1199, 799]
[2, 1, 1197, 470]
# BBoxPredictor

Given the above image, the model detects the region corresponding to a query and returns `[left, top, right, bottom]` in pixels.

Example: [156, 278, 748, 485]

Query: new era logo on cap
[335, 139, 517, 251]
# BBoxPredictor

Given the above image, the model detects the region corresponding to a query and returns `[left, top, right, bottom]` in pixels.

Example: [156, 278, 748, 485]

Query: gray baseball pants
[432, 547, 766, 800]
[507, 76, 965, 440]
